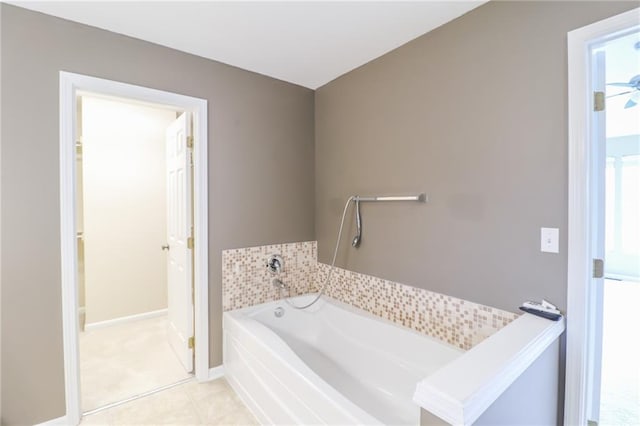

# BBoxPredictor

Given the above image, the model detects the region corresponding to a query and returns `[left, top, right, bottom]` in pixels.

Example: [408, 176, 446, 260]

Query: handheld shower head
[352, 198, 362, 248]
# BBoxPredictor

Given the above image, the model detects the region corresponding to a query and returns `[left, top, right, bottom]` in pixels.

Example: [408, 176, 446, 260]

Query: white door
[586, 50, 606, 425]
[166, 112, 194, 372]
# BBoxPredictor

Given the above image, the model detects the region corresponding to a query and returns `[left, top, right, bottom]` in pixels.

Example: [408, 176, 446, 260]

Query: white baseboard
[34, 415, 68, 426]
[84, 308, 167, 331]
[207, 365, 224, 381]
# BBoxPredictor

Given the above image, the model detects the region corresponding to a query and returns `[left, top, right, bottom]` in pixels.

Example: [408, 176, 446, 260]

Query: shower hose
[282, 196, 355, 310]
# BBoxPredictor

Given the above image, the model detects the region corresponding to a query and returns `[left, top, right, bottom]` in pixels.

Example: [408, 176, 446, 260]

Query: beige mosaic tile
[222, 240, 518, 350]
[222, 241, 317, 311]
[316, 262, 519, 350]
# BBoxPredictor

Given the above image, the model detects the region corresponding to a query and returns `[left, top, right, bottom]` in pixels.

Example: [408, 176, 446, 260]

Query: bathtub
[223, 294, 462, 425]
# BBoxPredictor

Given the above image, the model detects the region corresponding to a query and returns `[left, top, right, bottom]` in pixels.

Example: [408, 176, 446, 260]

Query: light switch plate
[541, 228, 559, 253]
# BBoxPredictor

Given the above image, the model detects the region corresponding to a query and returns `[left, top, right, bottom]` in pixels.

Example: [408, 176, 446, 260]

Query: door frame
[59, 71, 209, 424]
[565, 8, 639, 425]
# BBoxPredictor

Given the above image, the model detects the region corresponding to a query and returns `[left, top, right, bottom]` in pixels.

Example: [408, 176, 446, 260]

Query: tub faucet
[272, 278, 288, 291]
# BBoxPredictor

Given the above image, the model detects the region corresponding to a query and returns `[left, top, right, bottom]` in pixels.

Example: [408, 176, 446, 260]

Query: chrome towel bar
[353, 193, 427, 202]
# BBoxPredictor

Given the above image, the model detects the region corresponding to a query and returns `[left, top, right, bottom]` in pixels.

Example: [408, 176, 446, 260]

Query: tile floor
[80, 378, 258, 425]
[80, 315, 193, 411]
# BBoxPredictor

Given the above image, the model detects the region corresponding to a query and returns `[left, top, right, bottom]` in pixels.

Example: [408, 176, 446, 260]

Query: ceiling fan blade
[624, 98, 637, 109]
[606, 90, 633, 98]
[608, 82, 635, 87]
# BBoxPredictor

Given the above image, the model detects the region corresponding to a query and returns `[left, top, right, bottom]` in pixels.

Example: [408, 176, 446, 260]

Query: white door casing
[166, 112, 194, 372]
[60, 72, 209, 426]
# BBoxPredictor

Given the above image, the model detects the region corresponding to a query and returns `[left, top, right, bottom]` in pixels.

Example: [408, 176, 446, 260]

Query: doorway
[566, 8, 640, 426]
[60, 72, 209, 425]
[76, 93, 193, 412]
[596, 30, 640, 425]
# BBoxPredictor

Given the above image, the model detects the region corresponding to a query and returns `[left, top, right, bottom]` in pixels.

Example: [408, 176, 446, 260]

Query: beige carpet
[80, 315, 193, 412]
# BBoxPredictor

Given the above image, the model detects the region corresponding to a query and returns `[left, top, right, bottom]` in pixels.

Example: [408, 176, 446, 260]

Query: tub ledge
[413, 313, 565, 426]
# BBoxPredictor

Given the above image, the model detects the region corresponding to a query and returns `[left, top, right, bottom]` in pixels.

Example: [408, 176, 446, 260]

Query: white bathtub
[223, 294, 462, 425]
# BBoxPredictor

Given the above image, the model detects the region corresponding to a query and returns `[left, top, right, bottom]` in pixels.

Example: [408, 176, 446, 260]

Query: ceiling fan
[607, 74, 640, 108]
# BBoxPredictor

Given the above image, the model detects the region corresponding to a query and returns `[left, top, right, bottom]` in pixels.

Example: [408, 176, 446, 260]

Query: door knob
[162, 245, 170, 251]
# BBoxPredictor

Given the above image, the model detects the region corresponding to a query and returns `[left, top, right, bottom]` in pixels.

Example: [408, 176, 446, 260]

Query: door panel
[166, 112, 194, 372]
[587, 50, 607, 424]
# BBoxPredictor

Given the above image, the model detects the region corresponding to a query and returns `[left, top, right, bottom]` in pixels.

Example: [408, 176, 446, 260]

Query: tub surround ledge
[413, 314, 565, 426]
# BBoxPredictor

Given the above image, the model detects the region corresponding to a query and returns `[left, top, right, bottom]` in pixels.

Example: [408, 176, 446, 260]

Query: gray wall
[315, 1, 637, 315]
[0, 4, 314, 425]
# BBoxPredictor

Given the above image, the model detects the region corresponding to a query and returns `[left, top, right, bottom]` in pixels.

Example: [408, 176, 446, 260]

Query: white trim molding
[59, 71, 209, 425]
[84, 308, 168, 332]
[414, 314, 565, 426]
[34, 416, 69, 426]
[565, 8, 640, 426]
[208, 365, 225, 381]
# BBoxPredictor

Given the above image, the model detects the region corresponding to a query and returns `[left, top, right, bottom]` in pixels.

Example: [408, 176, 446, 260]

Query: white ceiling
[8, 1, 487, 89]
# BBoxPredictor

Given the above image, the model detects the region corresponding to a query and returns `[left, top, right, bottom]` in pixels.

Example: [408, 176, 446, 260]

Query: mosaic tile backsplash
[222, 241, 317, 311]
[222, 241, 519, 350]
[316, 263, 518, 350]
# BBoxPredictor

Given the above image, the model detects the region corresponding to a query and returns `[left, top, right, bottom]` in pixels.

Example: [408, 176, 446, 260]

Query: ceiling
[8, 1, 487, 89]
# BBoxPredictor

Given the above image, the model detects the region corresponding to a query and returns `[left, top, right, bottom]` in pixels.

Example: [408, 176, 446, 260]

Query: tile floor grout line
[81, 378, 258, 425]
[182, 378, 206, 424]
[82, 376, 195, 417]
